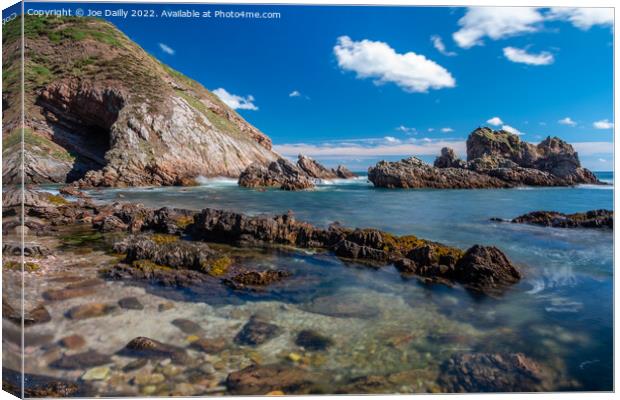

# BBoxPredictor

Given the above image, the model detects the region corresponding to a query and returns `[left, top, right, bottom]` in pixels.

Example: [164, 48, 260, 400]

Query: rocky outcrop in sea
[493, 209, 613, 230]
[239, 155, 356, 190]
[368, 127, 601, 189]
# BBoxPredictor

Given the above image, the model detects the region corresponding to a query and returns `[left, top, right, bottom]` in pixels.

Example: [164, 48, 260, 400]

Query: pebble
[266, 390, 285, 395]
[158, 302, 175, 312]
[134, 372, 166, 386]
[81, 366, 110, 381]
[140, 385, 157, 395]
[59, 334, 87, 349]
[65, 303, 117, 320]
[118, 297, 144, 310]
[288, 352, 302, 362]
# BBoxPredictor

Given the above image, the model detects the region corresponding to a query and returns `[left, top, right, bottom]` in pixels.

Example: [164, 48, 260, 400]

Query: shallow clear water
[35, 173, 613, 391]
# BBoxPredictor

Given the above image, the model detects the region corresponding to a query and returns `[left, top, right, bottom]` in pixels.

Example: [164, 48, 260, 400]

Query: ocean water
[43, 172, 613, 391]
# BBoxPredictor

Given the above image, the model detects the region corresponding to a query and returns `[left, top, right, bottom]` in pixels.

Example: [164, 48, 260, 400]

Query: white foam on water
[316, 176, 369, 186]
[196, 176, 238, 187]
[576, 184, 613, 190]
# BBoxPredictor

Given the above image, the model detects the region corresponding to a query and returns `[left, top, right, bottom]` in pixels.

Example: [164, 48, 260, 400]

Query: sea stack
[368, 127, 601, 189]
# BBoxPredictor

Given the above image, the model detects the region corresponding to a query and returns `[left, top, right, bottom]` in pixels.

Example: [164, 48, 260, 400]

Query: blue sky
[18, 3, 615, 170]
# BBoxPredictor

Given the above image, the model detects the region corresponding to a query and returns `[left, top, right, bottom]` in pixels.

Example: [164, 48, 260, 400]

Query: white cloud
[430, 35, 457, 56]
[487, 116, 503, 126]
[548, 8, 613, 30]
[453, 7, 545, 48]
[441, 127, 454, 133]
[289, 90, 301, 97]
[384, 136, 401, 144]
[158, 43, 175, 55]
[501, 125, 524, 135]
[396, 125, 416, 134]
[212, 88, 258, 111]
[333, 36, 456, 93]
[274, 138, 467, 158]
[503, 46, 554, 66]
[558, 117, 577, 126]
[427, 128, 435, 132]
[593, 119, 614, 129]
[598, 158, 607, 163]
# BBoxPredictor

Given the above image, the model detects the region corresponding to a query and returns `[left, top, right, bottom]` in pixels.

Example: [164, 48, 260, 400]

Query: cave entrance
[36, 83, 125, 182]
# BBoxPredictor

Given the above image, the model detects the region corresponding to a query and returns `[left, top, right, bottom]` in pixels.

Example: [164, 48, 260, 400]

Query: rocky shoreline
[368, 128, 601, 189]
[492, 209, 613, 230]
[7, 189, 521, 296]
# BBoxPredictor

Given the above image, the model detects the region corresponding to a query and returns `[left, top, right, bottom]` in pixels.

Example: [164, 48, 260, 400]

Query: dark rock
[223, 269, 292, 291]
[234, 316, 281, 346]
[226, 364, 319, 395]
[238, 158, 315, 190]
[510, 209, 613, 229]
[438, 352, 552, 392]
[51, 350, 112, 369]
[171, 318, 204, 334]
[295, 330, 333, 351]
[119, 337, 188, 364]
[453, 245, 521, 294]
[368, 157, 510, 189]
[3, 242, 51, 257]
[2, 368, 85, 397]
[190, 337, 228, 354]
[103, 262, 212, 288]
[122, 358, 148, 372]
[118, 296, 144, 310]
[3, 297, 52, 326]
[113, 234, 218, 272]
[333, 165, 356, 179]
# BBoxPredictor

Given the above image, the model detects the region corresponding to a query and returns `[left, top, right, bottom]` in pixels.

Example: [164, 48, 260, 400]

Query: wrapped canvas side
[2, 1, 25, 398]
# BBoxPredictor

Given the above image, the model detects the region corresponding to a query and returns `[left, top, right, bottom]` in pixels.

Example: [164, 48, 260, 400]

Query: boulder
[238, 158, 315, 190]
[226, 364, 319, 395]
[438, 352, 553, 392]
[234, 315, 281, 346]
[295, 330, 333, 351]
[223, 269, 292, 291]
[452, 245, 521, 294]
[119, 337, 188, 363]
[51, 350, 112, 369]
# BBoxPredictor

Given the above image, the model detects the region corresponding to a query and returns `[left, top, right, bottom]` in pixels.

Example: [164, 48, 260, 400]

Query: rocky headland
[2, 16, 277, 187]
[492, 209, 613, 230]
[368, 127, 601, 189]
[239, 155, 356, 190]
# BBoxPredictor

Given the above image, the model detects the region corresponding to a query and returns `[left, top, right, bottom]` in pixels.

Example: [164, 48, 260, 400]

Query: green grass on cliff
[3, 128, 75, 162]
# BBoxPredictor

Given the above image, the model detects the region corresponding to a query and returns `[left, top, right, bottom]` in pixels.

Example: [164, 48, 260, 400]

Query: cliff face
[2, 16, 277, 187]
